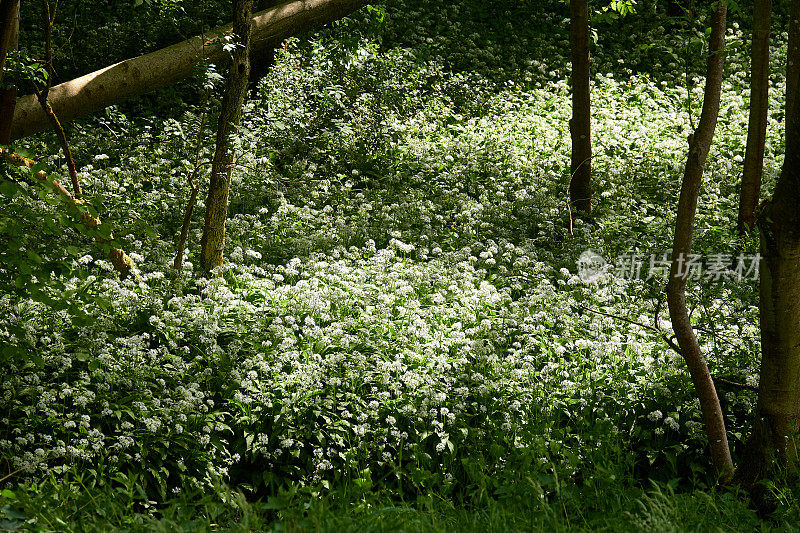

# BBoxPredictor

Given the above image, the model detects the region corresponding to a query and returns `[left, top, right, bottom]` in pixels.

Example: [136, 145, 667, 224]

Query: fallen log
[0, 147, 133, 279]
[9, 0, 368, 140]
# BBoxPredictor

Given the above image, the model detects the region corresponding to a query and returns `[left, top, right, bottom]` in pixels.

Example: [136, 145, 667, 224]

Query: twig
[36, 0, 82, 199]
[0, 468, 22, 484]
[650, 293, 684, 354]
[578, 303, 660, 333]
[1, 147, 133, 279]
[564, 196, 574, 236]
[172, 105, 208, 280]
[653, 291, 665, 333]
[712, 376, 758, 392]
[579, 303, 756, 392]
[684, 0, 696, 132]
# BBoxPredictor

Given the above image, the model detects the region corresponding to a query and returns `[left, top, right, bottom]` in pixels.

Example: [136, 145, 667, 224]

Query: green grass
[5, 475, 793, 532]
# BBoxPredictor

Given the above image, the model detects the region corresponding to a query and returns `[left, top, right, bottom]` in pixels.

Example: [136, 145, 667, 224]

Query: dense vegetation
[1, 0, 799, 530]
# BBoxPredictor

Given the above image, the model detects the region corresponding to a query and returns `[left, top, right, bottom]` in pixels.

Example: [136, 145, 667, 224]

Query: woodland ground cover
[0, 0, 797, 530]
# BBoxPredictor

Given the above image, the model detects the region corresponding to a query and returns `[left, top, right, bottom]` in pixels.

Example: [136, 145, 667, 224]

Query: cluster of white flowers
[0, 0, 771, 497]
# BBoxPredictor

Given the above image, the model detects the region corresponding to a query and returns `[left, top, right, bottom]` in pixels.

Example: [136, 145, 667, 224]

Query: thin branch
[685, 22, 695, 132]
[0, 146, 133, 279]
[578, 303, 660, 333]
[0, 468, 22, 484]
[173, 103, 209, 279]
[36, 0, 82, 199]
[578, 303, 756, 392]
[712, 376, 758, 392]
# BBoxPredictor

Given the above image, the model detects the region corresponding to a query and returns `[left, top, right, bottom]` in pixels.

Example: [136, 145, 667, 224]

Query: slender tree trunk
[788, 0, 800, 135]
[9, 0, 368, 141]
[199, 0, 253, 274]
[667, 1, 733, 480]
[569, 0, 591, 213]
[736, 22, 800, 502]
[173, 108, 207, 278]
[36, 0, 82, 199]
[0, 0, 19, 144]
[738, 0, 772, 235]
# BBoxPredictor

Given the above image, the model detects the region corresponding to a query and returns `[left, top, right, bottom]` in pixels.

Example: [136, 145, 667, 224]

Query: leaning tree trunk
[0, 0, 19, 144]
[736, 19, 800, 501]
[569, 0, 591, 213]
[199, 0, 253, 274]
[9, 0, 368, 140]
[738, 0, 771, 235]
[667, 1, 733, 480]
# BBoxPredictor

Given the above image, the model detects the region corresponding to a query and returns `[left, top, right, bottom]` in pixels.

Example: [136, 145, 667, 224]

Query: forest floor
[1, 0, 799, 530]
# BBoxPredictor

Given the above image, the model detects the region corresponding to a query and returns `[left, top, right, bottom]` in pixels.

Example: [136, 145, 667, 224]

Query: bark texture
[0, 0, 19, 144]
[666, 1, 733, 480]
[569, 0, 591, 213]
[9, 0, 368, 140]
[788, 0, 800, 135]
[199, 0, 253, 274]
[0, 0, 19, 84]
[736, 23, 800, 499]
[738, 0, 771, 235]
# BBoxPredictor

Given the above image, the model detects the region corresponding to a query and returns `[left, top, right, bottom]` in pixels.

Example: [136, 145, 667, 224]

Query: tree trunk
[9, 0, 368, 141]
[569, 0, 592, 214]
[666, 1, 733, 480]
[736, 22, 800, 501]
[199, 0, 253, 274]
[249, 0, 282, 96]
[0, 0, 19, 84]
[737, 0, 771, 235]
[0, 0, 19, 144]
[788, 0, 800, 136]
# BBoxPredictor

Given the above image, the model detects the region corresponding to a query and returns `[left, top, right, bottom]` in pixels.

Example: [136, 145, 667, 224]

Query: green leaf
[25, 250, 42, 264]
[0, 180, 20, 198]
[14, 147, 34, 158]
[29, 161, 47, 174]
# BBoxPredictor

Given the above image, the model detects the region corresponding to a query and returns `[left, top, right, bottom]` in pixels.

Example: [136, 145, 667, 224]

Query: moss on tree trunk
[200, 0, 254, 274]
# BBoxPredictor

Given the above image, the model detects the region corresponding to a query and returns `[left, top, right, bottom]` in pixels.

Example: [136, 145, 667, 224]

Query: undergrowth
[1, 0, 798, 530]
